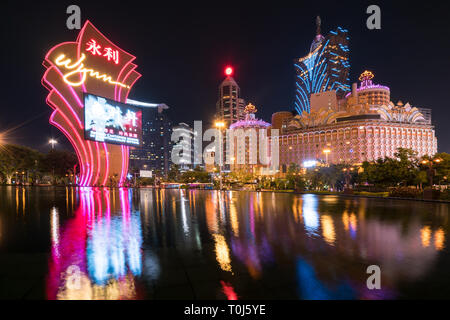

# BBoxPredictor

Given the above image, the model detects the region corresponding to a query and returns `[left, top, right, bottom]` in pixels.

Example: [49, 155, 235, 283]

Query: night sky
[1, 1, 449, 152]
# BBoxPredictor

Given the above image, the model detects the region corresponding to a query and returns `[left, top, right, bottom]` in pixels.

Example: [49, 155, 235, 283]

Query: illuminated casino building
[276, 72, 438, 170]
[294, 16, 350, 115]
[128, 101, 173, 177]
[229, 103, 271, 174]
[216, 66, 246, 127]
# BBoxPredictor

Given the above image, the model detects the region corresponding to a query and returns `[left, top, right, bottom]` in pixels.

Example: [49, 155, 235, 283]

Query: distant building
[128, 100, 173, 177]
[417, 107, 432, 125]
[276, 72, 438, 170]
[271, 111, 294, 131]
[294, 16, 350, 115]
[310, 90, 339, 113]
[171, 122, 196, 172]
[216, 67, 246, 127]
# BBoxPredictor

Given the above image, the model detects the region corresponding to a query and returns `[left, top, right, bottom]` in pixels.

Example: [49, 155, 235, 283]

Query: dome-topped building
[229, 103, 272, 175]
[230, 103, 271, 130]
[345, 70, 390, 107]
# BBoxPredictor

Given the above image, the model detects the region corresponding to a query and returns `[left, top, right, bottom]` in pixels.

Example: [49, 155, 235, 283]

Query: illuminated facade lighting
[303, 160, 317, 168]
[294, 17, 350, 115]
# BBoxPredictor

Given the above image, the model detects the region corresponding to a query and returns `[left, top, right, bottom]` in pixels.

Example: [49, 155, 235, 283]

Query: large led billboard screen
[84, 93, 142, 147]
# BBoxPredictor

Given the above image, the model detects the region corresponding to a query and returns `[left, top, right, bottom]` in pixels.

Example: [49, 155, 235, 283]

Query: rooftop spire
[316, 16, 321, 35]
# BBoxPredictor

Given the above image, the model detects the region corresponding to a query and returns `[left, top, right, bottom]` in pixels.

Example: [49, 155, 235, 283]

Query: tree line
[0, 144, 77, 185]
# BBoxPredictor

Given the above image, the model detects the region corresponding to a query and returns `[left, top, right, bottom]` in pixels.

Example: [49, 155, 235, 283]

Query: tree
[357, 148, 421, 188]
[228, 168, 255, 184]
[434, 153, 450, 185]
[41, 149, 78, 178]
[286, 163, 305, 191]
[393, 148, 419, 186]
[168, 164, 180, 182]
[180, 166, 210, 183]
[0, 144, 43, 184]
[414, 170, 428, 189]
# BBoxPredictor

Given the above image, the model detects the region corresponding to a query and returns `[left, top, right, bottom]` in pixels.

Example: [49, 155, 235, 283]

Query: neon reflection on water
[296, 257, 355, 300]
[87, 188, 142, 285]
[47, 188, 143, 300]
[302, 194, 319, 234]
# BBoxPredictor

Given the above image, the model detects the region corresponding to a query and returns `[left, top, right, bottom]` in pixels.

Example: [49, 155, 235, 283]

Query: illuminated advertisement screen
[84, 93, 142, 147]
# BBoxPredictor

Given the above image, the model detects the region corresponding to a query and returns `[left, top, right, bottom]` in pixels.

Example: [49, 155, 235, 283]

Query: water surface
[0, 186, 449, 299]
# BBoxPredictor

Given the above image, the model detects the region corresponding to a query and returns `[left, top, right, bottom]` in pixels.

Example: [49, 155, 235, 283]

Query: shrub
[388, 187, 422, 199]
[354, 191, 389, 197]
[440, 189, 450, 201]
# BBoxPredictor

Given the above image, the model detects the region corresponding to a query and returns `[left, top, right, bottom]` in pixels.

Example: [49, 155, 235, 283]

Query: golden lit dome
[244, 103, 257, 114]
[359, 70, 374, 82]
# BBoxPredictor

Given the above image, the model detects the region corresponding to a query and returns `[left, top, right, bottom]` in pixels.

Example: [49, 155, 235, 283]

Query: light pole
[49, 139, 57, 184]
[49, 139, 57, 150]
[215, 121, 225, 190]
[342, 167, 354, 190]
[323, 148, 331, 165]
[421, 157, 442, 188]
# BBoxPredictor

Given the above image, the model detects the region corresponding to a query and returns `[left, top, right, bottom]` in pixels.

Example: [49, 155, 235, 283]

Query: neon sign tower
[294, 17, 350, 115]
[42, 21, 141, 187]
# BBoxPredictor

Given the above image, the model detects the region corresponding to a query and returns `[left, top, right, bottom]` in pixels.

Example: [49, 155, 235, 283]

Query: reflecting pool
[0, 186, 449, 299]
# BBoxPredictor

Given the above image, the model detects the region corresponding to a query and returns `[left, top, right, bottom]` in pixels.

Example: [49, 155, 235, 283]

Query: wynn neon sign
[42, 20, 141, 187]
[55, 53, 129, 88]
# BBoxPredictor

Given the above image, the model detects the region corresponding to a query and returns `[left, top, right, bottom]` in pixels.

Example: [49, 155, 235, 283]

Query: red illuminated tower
[216, 66, 246, 126]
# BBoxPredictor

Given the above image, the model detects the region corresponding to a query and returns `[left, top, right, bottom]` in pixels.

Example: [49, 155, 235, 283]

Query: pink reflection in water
[46, 188, 143, 300]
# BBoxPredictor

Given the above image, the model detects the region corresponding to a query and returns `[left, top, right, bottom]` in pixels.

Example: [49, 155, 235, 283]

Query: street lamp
[49, 139, 58, 184]
[342, 167, 355, 189]
[214, 121, 225, 129]
[49, 139, 58, 150]
[421, 157, 443, 188]
[323, 148, 331, 164]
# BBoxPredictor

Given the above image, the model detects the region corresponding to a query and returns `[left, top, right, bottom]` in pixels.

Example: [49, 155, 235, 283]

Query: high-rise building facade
[171, 122, 196, 172]
[216, 67, 246, 127]
[294, 17, 350, 115]
[128, 102, 173, 177]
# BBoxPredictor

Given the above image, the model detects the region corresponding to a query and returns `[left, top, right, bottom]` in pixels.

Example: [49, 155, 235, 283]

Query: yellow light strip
[55, 54, 129, 88]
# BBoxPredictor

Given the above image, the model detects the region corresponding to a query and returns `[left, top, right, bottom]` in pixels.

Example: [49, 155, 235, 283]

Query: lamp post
[323, 148, 331, 165]
[49, 139, 57, 150]
[342, 167, 354, 189]
[49, 139, 57, 184]
[215, 121, 225, 190]
[421, 157, 442, 188]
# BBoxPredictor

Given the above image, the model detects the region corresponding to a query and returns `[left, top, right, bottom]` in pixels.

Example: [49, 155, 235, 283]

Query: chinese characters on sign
[86, 39, 120, 64]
